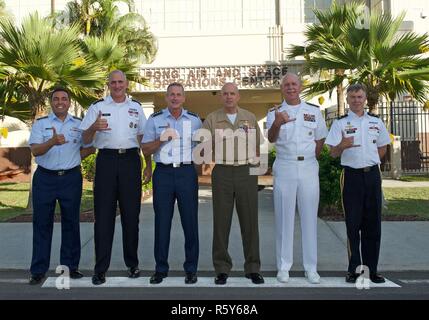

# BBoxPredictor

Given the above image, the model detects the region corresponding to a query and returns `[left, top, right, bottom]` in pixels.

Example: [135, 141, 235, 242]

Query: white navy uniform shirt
[142, 108, 202, 164]
[29, 113, 85, 170]
[325, 110, 391, 168]
[79, 95, 147, 149]
[266, 100, 328, 161]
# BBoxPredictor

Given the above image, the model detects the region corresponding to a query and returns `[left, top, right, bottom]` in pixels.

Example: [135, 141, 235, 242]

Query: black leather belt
[99, 148, 139, 155]
[38, 165, 80, 176]
[156, 162, 194, 168]
[344, 165, 378, 173]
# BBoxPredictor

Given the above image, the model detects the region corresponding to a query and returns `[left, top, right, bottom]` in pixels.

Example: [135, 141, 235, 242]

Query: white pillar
[390, 135, 402, 179]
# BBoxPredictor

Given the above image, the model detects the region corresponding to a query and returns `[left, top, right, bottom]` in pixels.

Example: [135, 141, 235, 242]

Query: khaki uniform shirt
[202, 107, 262, 165]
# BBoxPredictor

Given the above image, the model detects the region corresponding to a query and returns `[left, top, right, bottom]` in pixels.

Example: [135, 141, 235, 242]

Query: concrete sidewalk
[0, 187, 428, 272]
[382, 178, 429, 188]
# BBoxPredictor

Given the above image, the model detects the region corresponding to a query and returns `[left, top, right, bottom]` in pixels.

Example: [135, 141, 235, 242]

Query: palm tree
[0, 13, 108, 210]
[56, 0, 157, 64]
[294, 3, 429, 121]
[0, 13, 106, 120]
[288, 1, 365, 115]
[82, 32, 145, 85]
[304, 10, 429, 116]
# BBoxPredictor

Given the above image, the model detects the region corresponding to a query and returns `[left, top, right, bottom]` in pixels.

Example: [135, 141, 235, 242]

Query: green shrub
[142, 159, 156, 193]
[81, 151, 155, 193]
[318, 145, 343, 215]
[81, 153, 96, 181]
[267, 145, 342, 214]
[268, 146, 276, 169]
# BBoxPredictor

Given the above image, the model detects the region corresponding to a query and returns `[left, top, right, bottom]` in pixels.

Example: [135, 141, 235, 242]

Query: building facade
[4, 0, 429, 125]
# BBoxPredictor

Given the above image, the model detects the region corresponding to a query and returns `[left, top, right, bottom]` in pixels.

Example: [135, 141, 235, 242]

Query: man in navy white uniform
[28, 87, 95, 285]
[80, 70, 152, 285]
[141, 82, 201, 284]
[325, 83, 390, 284]
[267, 73, 328, 284]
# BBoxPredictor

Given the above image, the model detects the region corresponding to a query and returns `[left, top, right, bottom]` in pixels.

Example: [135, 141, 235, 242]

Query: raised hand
[340, 130, 360, 149]
[50, 127, 68, 145]
[273, 105, 296, 126]
[91, 111, 111, 131]
[160, 128, 179, 141]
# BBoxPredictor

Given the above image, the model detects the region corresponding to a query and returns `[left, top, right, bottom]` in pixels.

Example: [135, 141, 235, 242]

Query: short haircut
[221, 82, 239, 93]
[280, 73, 302, 88]
[50, 87, 70, 101]
[347, 83, 367, 94]
[166, 82, 185, 95]
[108, 69, 127, 82]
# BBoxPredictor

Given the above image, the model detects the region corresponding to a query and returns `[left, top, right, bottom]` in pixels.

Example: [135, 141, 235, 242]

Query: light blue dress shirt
[29, 113, 85, 170]
[142, 108, 202, 164]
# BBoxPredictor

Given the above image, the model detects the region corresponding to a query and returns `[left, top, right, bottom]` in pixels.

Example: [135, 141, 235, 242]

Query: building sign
[138, 64, 302, 92]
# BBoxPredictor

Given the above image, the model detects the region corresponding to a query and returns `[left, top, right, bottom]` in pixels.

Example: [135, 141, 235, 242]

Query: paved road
[0, 270, 428, 301]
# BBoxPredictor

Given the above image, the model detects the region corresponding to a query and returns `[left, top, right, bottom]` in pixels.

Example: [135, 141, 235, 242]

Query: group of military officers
[28, 70, 390, 286]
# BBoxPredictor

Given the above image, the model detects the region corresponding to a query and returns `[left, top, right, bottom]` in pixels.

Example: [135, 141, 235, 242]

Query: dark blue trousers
[153, 163, 199, 273]
[93, 150, 142, 274]
[342, 166, 382, 275]
[30, 167, 82, 275]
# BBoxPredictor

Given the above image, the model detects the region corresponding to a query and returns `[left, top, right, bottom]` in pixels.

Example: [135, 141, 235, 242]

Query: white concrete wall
[390, 0, 429, 34]
[145, 33, 274, 67]
[3, 0, 68, 24]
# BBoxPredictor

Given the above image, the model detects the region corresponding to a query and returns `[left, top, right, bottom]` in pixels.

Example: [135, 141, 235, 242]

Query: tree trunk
[51, 0, 55, 15]
[366, 84, 379, 114]
[337, 83, 345, 116]
[336, 69, 345, 116]
[368, 104, 378, 114]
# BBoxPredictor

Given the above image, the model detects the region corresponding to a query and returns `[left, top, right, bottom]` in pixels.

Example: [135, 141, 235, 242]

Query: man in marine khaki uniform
[202, 82, 264, 285]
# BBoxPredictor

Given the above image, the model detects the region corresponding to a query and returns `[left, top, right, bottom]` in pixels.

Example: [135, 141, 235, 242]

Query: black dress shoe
[29, 274, 45, 285]
[346, 272, 360, 283]
[345, 272, 360, 283]
[150, 272, 168, 284]
[92, 273, 106, 285]
[370, 273, 385, 283]
[127, 267, 140, 278]
[245, 273, 265, 284]
[214, 273, 228, 285]
[185, 272, 198, 284]
[70, 270, 84, 279]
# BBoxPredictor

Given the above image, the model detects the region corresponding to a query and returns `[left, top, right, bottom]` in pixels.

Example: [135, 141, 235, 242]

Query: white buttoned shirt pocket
[302, 119, 317, 141]
[127, 113, 139, 134]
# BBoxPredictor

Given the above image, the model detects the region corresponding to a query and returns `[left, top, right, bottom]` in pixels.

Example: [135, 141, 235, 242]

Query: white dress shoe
[277, 271, 289, 283]
[305, 271, 320, 284]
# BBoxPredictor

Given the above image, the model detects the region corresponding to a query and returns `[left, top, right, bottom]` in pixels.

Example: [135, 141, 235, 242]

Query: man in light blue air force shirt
[141, 82, 202, 285]
[28, 87, 95, 285]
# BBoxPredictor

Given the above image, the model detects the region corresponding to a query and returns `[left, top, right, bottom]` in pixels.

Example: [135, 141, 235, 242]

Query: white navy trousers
[273, 158, 319, 272]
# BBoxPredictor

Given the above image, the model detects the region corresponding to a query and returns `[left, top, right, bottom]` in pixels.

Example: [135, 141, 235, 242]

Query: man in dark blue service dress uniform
[141, 82, 202, 284]
[28, 87, 95, 285]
